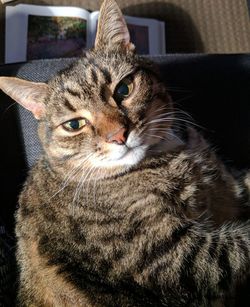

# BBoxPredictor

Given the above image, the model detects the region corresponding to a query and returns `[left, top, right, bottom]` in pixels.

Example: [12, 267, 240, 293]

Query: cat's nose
[106, 127, 127, 145]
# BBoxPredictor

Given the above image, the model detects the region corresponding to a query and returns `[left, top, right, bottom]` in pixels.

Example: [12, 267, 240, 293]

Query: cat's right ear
[0, 77, 48, 120]
[94, 0, 135, 51]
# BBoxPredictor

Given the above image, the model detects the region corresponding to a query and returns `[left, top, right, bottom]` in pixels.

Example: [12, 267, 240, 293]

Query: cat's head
[0, 0, 181, 179]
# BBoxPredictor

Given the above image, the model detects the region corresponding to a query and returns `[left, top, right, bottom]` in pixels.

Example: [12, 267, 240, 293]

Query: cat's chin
[90, 145, 148, 177]
[89, 133, 185, 179]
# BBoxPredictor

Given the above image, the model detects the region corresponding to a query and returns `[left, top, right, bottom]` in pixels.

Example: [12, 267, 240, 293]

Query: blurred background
[0, 0, 250, 64]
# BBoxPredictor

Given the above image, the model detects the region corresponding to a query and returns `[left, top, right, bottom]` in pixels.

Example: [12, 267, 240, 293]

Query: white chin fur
[91, 145, 147, 169]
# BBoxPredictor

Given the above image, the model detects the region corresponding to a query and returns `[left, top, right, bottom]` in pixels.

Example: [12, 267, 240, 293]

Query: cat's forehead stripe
[90, 68, 98, 84]
[61, 80, 83, 97]
[87, 62, 112, 85]
[63, 98, 77, 112]
[100, 84, 107, 103]
[85, 53, 135, 83]
[66, 88, 81, 99]
[100, 67, 112, 84]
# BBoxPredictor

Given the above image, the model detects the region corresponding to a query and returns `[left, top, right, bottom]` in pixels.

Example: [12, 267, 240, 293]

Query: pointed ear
[0, 77, 48, 119]
[95, 0, 135, 51]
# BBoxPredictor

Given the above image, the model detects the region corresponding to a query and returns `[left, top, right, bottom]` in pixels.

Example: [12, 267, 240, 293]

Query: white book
[5, 4, 166, 64]
[1, 0, 15, 4]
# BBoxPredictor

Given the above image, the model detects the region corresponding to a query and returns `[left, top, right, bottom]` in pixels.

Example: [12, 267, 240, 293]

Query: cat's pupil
[69, 120, 80, 130]
[62, 118, 86, 132]
[114, 77, 133, 104]
[117, 82, 129, 97]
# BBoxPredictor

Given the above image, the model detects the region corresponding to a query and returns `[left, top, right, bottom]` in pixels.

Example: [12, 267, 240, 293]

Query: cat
[0, 0, 250, 306]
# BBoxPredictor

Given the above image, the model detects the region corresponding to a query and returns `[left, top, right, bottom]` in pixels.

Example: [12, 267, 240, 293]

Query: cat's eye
[114, 76, 133, 103]
[62, 118, 87, 132]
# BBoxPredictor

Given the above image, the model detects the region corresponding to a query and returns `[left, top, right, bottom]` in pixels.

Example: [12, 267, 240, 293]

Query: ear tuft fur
[95, 0, 135, 51]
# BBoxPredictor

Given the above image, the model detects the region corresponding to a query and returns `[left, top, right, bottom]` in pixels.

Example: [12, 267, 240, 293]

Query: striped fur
[2, 0, 249, 306]
[16, 143, 250, 306]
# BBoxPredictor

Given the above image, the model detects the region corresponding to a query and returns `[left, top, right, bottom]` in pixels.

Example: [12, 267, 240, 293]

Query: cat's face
[40, 49, 173, 178]
[0, 0, 177, 180]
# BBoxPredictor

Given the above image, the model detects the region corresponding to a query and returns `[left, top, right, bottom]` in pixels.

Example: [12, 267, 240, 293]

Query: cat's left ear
[94, 0, 135, 52]
[0, 77, 48, 120]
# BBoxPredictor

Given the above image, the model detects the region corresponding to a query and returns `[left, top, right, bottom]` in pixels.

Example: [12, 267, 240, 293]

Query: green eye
[114, 77, 133, 103]
[62, 118, 86, 131]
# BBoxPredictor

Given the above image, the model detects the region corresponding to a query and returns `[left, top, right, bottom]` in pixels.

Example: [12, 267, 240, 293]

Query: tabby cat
[0, 0, 250, 306]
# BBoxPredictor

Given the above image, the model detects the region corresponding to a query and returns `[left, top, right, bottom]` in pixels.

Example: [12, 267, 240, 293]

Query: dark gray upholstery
[0, 53, 250, 307]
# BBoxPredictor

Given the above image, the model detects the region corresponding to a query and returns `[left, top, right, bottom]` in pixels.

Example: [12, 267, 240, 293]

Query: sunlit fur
[1, 0, 248, 306]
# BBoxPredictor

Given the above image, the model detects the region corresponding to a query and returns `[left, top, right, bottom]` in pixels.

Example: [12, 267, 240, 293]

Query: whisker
[73, 163, 93, 204]
[62, 153, 93, 184]
[165, 130, 183, 144]
[147, 105, 169, 115]
[144, 118, 173, 126]
[144, 133, 167, 141]
[72, 159, 97, 206]
[93, 166, 102, 206]
[86, 165, 99, 205]
[49, 152, 94, 202]
[73, 165, 88, 205]
[145, 129, 183, 144]
[144, 109, 194, 122]
[48, 163, 83, 201]
[1, 102, 17, 119]
[147, 126, 185, 142]
[146, 111, 193, 121]
[145, 115, 203, 130]
[165, 117, 204, 129]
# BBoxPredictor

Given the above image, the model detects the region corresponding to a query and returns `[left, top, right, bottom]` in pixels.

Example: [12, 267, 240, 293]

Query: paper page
[89, 12, 165, 55]
[88, 11, 99, 48]
[1, 0, 15, 3]
[125, 16, 165, 55]
[5, 4, 90, 63]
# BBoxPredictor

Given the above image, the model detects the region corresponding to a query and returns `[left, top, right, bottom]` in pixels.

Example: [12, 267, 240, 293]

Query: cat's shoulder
[19, 157, 58, 202]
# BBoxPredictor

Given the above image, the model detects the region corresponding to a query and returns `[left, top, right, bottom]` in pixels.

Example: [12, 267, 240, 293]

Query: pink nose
[106, 127, 127, 145]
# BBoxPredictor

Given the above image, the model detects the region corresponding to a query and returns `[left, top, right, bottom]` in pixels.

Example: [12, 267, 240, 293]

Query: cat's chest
[22, 160, 199, 237]
[27, 172, 165, 257]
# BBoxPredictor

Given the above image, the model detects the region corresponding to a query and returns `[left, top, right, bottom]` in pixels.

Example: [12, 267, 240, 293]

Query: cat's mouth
[91, 130, 148, 170]
[93, 143, 147, 169]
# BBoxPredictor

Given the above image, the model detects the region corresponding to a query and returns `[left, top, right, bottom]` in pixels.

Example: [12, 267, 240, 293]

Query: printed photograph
[27, 15, 87, 60]
[127, 24, 149, 54]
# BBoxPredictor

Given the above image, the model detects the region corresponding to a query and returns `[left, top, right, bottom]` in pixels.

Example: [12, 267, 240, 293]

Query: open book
[1, 0, 14, 3]
[5, 4, 166, 64]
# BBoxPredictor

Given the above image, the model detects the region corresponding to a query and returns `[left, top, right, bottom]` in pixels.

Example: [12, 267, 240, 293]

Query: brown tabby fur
[0, 0, 250, 306]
